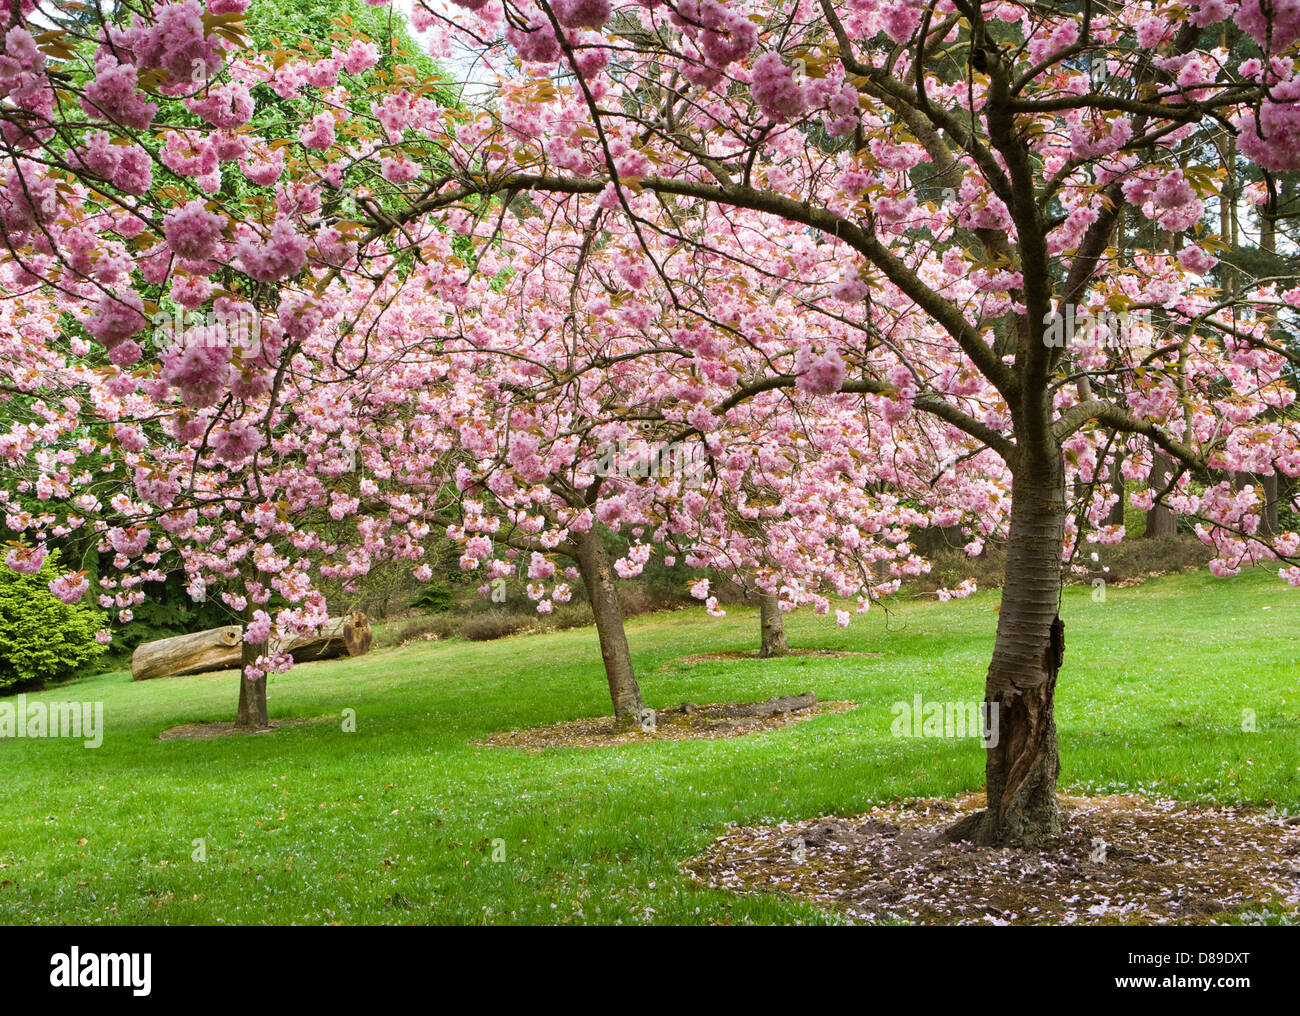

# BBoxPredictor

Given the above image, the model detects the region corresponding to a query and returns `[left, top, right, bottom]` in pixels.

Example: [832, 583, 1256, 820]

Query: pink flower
[299, 112, 336, 151]
[4, 544, 45, 575]
[187, 81, 254, 129]
[81, 56, 157, 129]
[86, 291, 147, 351]
[750, 52, 807, 121]
[235, 219, 309, 282]
[131, 0, 222, 85]
[1178, 245, 1218, 275]
[49, 572, 90, 604]
[341, 39, 381, 75]
[163, 199, 227, 262]
[380, 156, 422, 184]
[795, 347, 847, 395]
[552, 0, 611, 28]
[211, 419, 264, 465]
[505, 18, 562, 65]
[245, 609, 272, 645]
[160, 341, 232, 408]
[1236, 0, 1300, 50]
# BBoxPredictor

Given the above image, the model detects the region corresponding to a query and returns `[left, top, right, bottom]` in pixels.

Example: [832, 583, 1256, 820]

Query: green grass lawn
[1, 569, 1296, 925]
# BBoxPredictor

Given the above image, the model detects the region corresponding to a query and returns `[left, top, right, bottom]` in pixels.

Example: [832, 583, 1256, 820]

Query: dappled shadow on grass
[156, 716, 333, 741]
[477, 696, 856, 751]
[684, 792, 1300, 925]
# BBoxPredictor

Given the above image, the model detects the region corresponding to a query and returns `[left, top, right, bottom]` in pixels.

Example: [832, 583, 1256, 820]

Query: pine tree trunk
[758, 593, 789, 658]
[947, 457, 1066, 847]
[574, 529, 644, 726]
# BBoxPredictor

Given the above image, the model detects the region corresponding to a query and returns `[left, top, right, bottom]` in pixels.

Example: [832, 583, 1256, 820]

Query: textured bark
[1234, 471, 1279, 538]
[1105, 451, 1126, 528]
[1261, 473, 1280, 537]
[343, 612, 373, 657]
[758, 593, 789, 658]
[131, 626, 242, 681]
[574, 530, 644, 725]
[947, 459, 1066, 847]
[235, 627, 268, 729]
[1144, 450, 1178, 538]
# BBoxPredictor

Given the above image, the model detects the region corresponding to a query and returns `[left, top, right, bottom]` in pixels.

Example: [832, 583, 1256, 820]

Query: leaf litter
[683, 792, 1300, 925]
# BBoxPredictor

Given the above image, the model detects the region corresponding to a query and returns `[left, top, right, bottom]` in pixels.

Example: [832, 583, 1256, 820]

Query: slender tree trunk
[1105, 449, 1126, 528]
[574, 529, 644, 726]
[947, 456, 1066, 847]
[1233, 471, 1280, 537]
[1144, 449, 1177, 538]
[1261, 473, 1279, 537]
[234, 619, 268, 729]
[758, 592, 789, 658]
[1253, 170, 1280, 540]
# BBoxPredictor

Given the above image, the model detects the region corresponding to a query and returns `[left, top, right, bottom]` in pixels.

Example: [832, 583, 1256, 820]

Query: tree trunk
[1232, 471, 1280, 538]
[1261, 473, 1279, 537]
[947, 458, 1066, 847]
[1144, 449, 1178, 538]
[758, 593, 789, 658]
[574, 529, 644, 726]
[1105, 450, 1126, 528]
[235, 621, 268, 729]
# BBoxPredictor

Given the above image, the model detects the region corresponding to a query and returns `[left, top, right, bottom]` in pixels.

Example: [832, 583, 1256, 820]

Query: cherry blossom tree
[387, 0, 1300, 846]
[373, 204, 956, 724]
[4, 0, 1300, 847]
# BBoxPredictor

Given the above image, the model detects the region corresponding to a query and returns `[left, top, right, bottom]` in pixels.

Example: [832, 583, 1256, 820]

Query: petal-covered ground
[478, 697, 855, 750]
[684, 793, 1300, 925]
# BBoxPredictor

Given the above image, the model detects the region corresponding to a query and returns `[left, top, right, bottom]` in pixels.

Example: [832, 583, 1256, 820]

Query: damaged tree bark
[946, 457, 1067, 847]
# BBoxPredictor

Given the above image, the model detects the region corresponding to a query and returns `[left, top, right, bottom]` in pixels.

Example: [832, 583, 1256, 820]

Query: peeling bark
[946, 460, 1066, 847]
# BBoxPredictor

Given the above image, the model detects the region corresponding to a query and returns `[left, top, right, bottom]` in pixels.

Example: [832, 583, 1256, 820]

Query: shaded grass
[0, 569, 1296, 924]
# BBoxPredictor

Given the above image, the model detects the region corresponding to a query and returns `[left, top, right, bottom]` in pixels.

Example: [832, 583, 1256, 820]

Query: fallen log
[658, 692, 818, 720]
[699, 692, 817, 718]
[269, 613, 371, 662]
[130, 625, 243, 682]
[131, 613, 371, 681]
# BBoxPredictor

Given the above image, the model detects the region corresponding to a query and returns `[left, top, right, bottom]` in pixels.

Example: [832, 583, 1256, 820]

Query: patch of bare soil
[478, 694, 855, 750]
[683, 792, 1300, 925]
[677, 649, 881, 664]
[157, 716, 332, 741]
